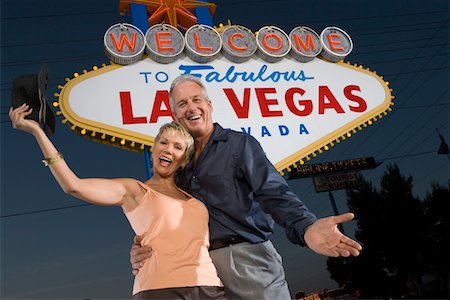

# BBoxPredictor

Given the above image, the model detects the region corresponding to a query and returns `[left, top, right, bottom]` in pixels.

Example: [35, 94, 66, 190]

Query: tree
[379, 164, 426, 296]
[420, 183, 449, 296]
[326, 164, 448, 298]
[328, 174, 391, 297]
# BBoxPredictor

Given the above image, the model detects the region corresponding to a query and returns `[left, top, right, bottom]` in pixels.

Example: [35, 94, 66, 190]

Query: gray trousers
[209, 240, 291, 300]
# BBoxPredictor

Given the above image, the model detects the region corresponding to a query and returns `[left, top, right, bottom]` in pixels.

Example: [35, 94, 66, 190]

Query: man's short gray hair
[169, 74, 210, 113]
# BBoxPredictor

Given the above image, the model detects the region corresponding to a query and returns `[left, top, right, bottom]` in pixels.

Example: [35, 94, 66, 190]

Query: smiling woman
[9, 92, 226, 299]
[2, 0, 448, 299]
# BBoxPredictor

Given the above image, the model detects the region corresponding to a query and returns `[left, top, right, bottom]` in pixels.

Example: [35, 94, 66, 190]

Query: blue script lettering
[179, 65, 214, 78]
[179, 64, 314, 83]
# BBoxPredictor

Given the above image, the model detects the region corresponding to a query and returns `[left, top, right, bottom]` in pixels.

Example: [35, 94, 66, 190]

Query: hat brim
[11, 64, 55, 136]
[38, 64, 55, 136]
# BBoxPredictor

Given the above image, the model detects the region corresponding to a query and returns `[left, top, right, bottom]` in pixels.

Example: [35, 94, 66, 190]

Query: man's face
[171, 80, 213, 138]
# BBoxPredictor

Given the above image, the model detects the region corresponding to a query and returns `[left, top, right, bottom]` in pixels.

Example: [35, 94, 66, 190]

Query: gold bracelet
[42, 152, 64, 167]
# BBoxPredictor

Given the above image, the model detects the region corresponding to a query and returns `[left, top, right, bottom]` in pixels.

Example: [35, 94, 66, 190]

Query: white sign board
[59, 54, 391, 171]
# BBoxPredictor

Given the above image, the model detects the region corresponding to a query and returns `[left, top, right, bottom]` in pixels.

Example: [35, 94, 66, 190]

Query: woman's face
[152, 129, 187, 178]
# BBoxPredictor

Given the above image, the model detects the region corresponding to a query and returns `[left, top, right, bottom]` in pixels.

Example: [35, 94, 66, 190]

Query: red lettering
[228, 33, 247, 52]
[285, 87, 313, 116]
[120, 91, 147, 124]
[223, 88, 250, 118]
[292, 34, 317, 52]
[262, 33, 283, 51]
[318, 86, 345, 114]
[327, 33, 344, 52]
[155, 32, 174, 52]
[110, 33, 137, 52]
[255, 88, 283, 117]
[344, 85, 367, 112]
[194, 32, 213, 52]
[149, 90, 174, 123]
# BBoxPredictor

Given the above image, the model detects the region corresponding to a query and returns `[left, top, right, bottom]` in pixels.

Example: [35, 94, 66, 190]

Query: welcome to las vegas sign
[57, 22, 393, 173]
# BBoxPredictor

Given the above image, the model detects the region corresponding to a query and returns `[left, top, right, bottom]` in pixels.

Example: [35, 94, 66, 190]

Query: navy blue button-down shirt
[176, 123, 317, 246]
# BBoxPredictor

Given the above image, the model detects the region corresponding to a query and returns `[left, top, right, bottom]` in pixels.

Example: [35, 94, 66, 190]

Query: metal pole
[144, 146, 153, 179]
[125, 5, 153, 180]
[328, 191, 345, 234]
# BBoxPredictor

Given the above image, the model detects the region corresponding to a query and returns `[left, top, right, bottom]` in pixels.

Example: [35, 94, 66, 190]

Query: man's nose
[185, 100, 196, 111]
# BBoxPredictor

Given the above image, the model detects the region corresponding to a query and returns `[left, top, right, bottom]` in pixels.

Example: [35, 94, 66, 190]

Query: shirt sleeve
[238, 134, 317, 246]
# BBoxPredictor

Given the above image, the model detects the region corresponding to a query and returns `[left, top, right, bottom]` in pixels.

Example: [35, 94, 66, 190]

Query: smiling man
[169, 78, 215, 163]
[131, 74, 362, 300]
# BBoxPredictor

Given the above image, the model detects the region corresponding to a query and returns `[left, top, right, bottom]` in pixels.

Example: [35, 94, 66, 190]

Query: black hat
[11, 64, 55, 136]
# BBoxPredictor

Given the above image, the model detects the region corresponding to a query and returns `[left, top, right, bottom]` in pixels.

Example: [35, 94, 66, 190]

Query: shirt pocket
[204, 175, 232, 205]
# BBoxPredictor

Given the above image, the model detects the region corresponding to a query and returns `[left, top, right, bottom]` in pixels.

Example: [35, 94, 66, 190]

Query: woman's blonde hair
[154, 122, 194, 169]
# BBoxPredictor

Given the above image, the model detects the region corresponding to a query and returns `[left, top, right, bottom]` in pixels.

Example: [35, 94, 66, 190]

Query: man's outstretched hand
[304, 212, 362, 257]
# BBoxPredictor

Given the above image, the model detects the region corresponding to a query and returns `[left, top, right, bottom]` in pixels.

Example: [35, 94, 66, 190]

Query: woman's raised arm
[9, 104, 141, 209]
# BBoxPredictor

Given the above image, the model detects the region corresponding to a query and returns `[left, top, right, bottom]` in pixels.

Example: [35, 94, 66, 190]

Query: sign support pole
[125, 3, 153, 179]
[195, 0, 213, 26]
[144, 147, 153, 179]
[124, 2, 214, 180]
[129, 3, 150, 33]
[328, 191, 345, 234]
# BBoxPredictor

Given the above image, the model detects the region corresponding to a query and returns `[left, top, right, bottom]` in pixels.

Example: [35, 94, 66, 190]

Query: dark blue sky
[1, 0, 449, 299]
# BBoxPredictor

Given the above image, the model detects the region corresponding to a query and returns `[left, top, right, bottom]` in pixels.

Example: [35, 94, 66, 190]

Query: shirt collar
[209, 123, 229, 143]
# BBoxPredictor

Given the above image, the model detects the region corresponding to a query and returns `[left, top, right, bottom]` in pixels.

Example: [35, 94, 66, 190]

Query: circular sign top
[185, 24, 222, 63]
[221, 25, 258, 63]
[256, 26, 292, 62]
[320, 26, 353, 62]
[289, 26, 322, 62]
[104, 23, 145, 65]
[145, 24, 185, 64]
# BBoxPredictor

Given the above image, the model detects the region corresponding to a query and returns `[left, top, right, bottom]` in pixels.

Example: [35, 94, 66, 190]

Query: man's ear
[208, 99, 213, 112]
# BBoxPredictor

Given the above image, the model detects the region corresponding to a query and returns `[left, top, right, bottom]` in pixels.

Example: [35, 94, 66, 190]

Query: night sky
[1, 0, 448, 299]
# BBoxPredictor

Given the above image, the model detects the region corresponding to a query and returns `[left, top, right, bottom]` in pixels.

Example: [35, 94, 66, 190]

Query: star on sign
[119, 0, 216, 30]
